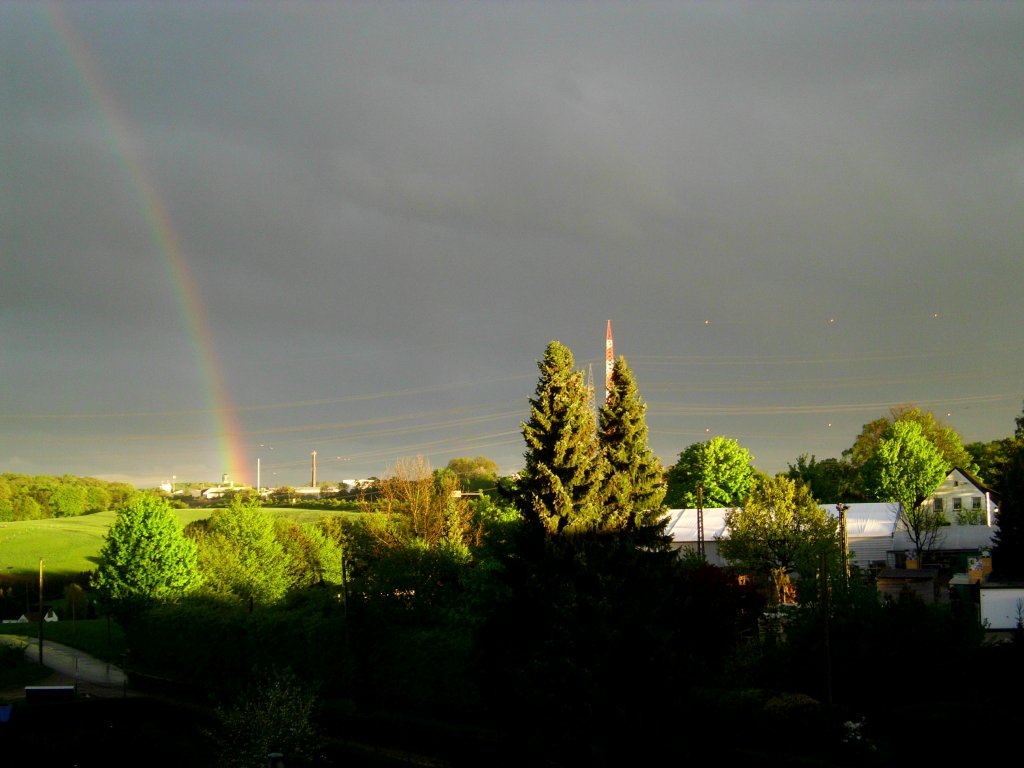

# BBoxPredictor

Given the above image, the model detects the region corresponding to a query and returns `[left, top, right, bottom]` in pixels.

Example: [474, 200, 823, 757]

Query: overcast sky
[3, 2, 1022, 489]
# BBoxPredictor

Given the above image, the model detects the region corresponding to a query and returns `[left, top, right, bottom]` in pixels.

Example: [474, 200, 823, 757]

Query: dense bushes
[125, 590, 349, 700]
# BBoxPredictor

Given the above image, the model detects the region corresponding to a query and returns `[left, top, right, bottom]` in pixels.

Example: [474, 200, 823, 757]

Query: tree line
[0, 473, 135, 521]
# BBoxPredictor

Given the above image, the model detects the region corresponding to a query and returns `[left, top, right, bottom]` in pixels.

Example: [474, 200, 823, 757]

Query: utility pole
[311, 450, 317, 487]
[38, 558, 44, 666]
[837, 503, 850, 587]
[821, 548, 832, 706]
[696, 484, 705, 559]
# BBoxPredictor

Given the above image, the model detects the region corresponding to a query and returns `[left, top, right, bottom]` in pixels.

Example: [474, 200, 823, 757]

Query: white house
[927, 468, 998, 526]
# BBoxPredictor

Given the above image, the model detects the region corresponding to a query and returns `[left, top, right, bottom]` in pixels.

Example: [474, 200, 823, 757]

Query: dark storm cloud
[2, 2, 1022, 486]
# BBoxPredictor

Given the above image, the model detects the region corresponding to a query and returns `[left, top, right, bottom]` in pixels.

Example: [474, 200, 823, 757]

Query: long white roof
[824, 503, 899, 538]
[664, 502, 899, 543]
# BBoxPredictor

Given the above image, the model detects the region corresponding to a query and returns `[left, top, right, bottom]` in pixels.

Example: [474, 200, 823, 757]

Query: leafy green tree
[719, 475, 840, 604]
[846, 404, 976, 473]
[50, 479, 87, 517]
[444, 456, 500, 491]
[664, 436, 756, 509]
[274, 518, 344, 588]
[84, 482, 113, 514]
[194, 497, 292, 606]
[965, 437, 1020, 493]
[516, 341, 607, 535]
[785, 454, 864, 503]
[92, 493, 201, 620]
[598, 355, 666, 533]
[862, 420, 950, 559]
[12, 494, 42, 520]
[0, 477, 12, 521]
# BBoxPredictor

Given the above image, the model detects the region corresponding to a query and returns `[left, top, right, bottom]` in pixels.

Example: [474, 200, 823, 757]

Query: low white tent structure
[662, 508, 731, 566]
[664, 503, 900, 570]
[830, 503, 899, 569]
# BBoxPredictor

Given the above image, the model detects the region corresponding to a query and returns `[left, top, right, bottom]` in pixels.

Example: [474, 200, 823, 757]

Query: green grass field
[0, 507, 361, 580]
[1, 509, 211, 578]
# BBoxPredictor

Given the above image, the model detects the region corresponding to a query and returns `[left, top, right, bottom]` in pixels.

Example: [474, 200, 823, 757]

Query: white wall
[980, 588, 1024, 630]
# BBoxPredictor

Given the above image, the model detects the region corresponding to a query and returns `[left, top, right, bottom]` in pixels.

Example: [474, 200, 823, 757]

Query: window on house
[972, 497, 982, 511]
[933, 498, 943, 514]
[953, 498, 962, 511]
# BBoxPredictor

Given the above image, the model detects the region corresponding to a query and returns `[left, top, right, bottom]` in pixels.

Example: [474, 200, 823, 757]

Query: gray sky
[3, 2, 1022, 489]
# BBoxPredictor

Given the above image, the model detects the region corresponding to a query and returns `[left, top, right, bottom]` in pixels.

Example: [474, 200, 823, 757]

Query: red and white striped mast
[604, 319, 614, 404]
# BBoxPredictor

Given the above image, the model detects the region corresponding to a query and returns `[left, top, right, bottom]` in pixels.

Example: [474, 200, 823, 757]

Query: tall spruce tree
[992, 439, 1024, 579]
[599, 356, 667, 534]
[517, 341, 607, 535]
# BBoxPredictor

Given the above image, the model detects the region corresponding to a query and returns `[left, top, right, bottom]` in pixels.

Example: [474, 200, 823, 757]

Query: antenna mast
[605, 319, 614, 404]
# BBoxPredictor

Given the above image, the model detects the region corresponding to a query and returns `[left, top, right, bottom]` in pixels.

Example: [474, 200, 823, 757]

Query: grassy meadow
[0, 509, 209, 579]
[0, 506, 361, 580]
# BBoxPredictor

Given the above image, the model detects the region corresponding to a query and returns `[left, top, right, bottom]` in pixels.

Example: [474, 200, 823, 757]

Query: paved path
[0, 635, 127, 695]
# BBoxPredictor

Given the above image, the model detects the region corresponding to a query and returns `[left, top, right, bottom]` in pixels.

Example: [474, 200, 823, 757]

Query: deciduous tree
[193, 497, 291, 606]
[665, 436, 756, 509]
[846, 404, 976, 473]
[444, 456, 500, 491]
[862, 420, 950, 559]
[719, 475, 840, 604]
[92, 493, 200, 620]
[965, 437, 1020, 493]
[786, 454, 864, 503]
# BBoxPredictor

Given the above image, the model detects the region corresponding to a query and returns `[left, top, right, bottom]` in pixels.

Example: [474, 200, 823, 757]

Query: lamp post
[38, 558, 44, 666]
[836, 503, 850, 586]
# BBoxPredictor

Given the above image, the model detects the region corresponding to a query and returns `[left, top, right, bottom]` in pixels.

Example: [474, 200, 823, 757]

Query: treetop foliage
[192, 496, 299, 606]
[862, 419, 950, 557]
[516, 340, 608, 535]
[664, 436, 757, 509]
[599, 355, 667, 534]
[845, 404, 976, 473]
[444, 456, 500, 491]
[719, 474, 840, 605]
[92, 492, 200, 619]
[785, 454, 864, 504]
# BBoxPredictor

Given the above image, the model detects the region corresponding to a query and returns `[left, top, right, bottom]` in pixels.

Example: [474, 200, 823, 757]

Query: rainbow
[46, 6, 248, 483]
